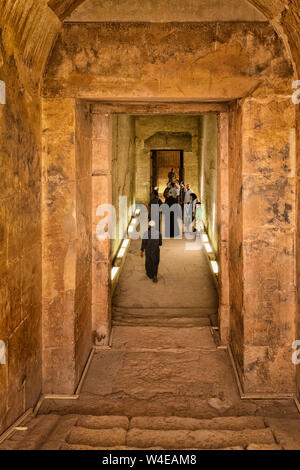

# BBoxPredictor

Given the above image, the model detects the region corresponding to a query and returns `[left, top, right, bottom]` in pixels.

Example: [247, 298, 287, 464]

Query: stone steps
[112, 306, 215, 327]
[113, 316, 211, 327]
[0, 413, 279, 450]
[2, 408, 300, 450]
[62, 414, 279, 450]
[112, 307, 217, 317]
[111, 326, 217, 351]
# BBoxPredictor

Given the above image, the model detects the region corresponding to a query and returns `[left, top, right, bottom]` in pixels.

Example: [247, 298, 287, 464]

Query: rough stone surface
[1, 0, 300, 438]
[65, 0, 267, 23]
[43, 22, 293, 100]
[113, 238, 218, 314]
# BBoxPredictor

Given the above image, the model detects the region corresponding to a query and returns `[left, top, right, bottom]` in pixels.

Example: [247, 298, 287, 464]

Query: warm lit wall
[199, 114, 218, 253]
[228, 95, 297, 394]
[42, 99, 92, 393]
[135, 115, 200, 205]
[65, 0, 266, 22]
[228, 102, 244, 378]
[74, 102, 92, 384]
[42, 20, 297, 393]
[0, 1, 60, 434]
[111, 115, 136, 259]
[0, 0, 299, 435]
[43, 23, 293, 101]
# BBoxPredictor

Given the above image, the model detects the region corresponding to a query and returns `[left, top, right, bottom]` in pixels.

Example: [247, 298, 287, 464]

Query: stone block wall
[42, 99, 92, 393]
[228, 96, 297, 394]
[0, 0, 60, 431]
[111, 115, 136, 259]
[199, 114, 218, 253]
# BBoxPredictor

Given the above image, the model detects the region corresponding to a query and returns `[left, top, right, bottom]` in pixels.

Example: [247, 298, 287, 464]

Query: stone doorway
[89, 102, 229, 355]
[151, 150, 184, 195]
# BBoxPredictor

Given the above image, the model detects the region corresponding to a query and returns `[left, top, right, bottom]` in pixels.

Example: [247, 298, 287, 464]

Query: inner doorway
[151, 149, 184, 195]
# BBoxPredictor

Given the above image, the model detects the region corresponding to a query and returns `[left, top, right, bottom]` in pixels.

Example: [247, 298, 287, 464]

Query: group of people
[141, 168, 204, 283]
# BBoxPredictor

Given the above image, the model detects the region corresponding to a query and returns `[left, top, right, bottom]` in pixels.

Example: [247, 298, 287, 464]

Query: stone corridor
[1, 239, 300, 450]
[1, 0, 300, 453]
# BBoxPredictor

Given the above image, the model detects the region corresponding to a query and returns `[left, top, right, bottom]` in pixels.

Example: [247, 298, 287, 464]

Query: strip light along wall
[111, 209, 139, 284]
[211, 260, 219, 274]
[202, 231, 219, 278]
[117, 247, 126, 258]
[111, 267, 119, 281]
[204, 242, 213, 254]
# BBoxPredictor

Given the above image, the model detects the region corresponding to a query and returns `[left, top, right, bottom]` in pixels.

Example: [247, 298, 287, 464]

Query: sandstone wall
[65, 0, 266, 23]
[43, 22, 293, 101]
[112, 115, 136, 259]
[228, 102, 244, 379]
[227, 95, 297, 394]
[41, 20, 297, 393]
[0, 0, 60, 433]
[42, 99, 92, 393]
[0, 0, 299, 435]
[200, 114, 218, 253]
[241, 96, 297, 393]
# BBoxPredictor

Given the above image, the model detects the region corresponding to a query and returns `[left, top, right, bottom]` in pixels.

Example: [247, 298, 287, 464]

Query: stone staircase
[0, 413, 287, 450]
[1, 325, 300, 450]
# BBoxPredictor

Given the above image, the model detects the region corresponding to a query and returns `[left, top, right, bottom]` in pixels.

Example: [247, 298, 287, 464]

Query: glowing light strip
[122, 239, 129, 248]
[204, 242, 213, 254]
[211, 261, 219, 274]
[117, 247, 126, 258]
[111, 267, 119, 281]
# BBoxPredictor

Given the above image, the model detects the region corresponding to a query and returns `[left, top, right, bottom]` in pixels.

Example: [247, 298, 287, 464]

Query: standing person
[165, 183, 181, 238]
[141, 220, 162, 283]
[190, 193, 198, 232]
[163, 182, 171, 200]
[168, 168, 176, 182]
[179, 181, 186, 206]
[169, 181, 178, 199]
[195, 201, 204, 237]
[179, 181, 185, 220]
[174, 179, 180, 202]
[149, 189, 162, 231]
[184, 184, 192, 204]
[184, 184, 193, 231]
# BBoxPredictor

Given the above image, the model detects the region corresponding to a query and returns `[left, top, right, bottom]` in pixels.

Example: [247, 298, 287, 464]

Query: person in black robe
[149, 190, 162, 233]
[165, 183, 181, 238]
[141, 221, 162, 283]
[168, 168, 176, 182]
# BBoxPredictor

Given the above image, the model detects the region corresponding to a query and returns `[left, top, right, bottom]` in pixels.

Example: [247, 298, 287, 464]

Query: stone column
[217, 113, 230, 343]
[91, 113, 113, 345]
[241, 96, 297, 394]
[42, 98, 92, 394]
[42, 98, 78, 394]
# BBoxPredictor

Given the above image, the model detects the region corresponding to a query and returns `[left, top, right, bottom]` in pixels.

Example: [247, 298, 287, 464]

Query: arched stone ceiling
[0, 0, 299, 85]
[63, 0, 266, 23]
[46, 0, 299, 71]
[47, 0, 288, 22]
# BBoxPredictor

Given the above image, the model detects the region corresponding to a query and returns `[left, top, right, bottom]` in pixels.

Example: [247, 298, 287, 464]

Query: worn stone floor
[113, 237, 219, 326]
[1, 238, 300, 450]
